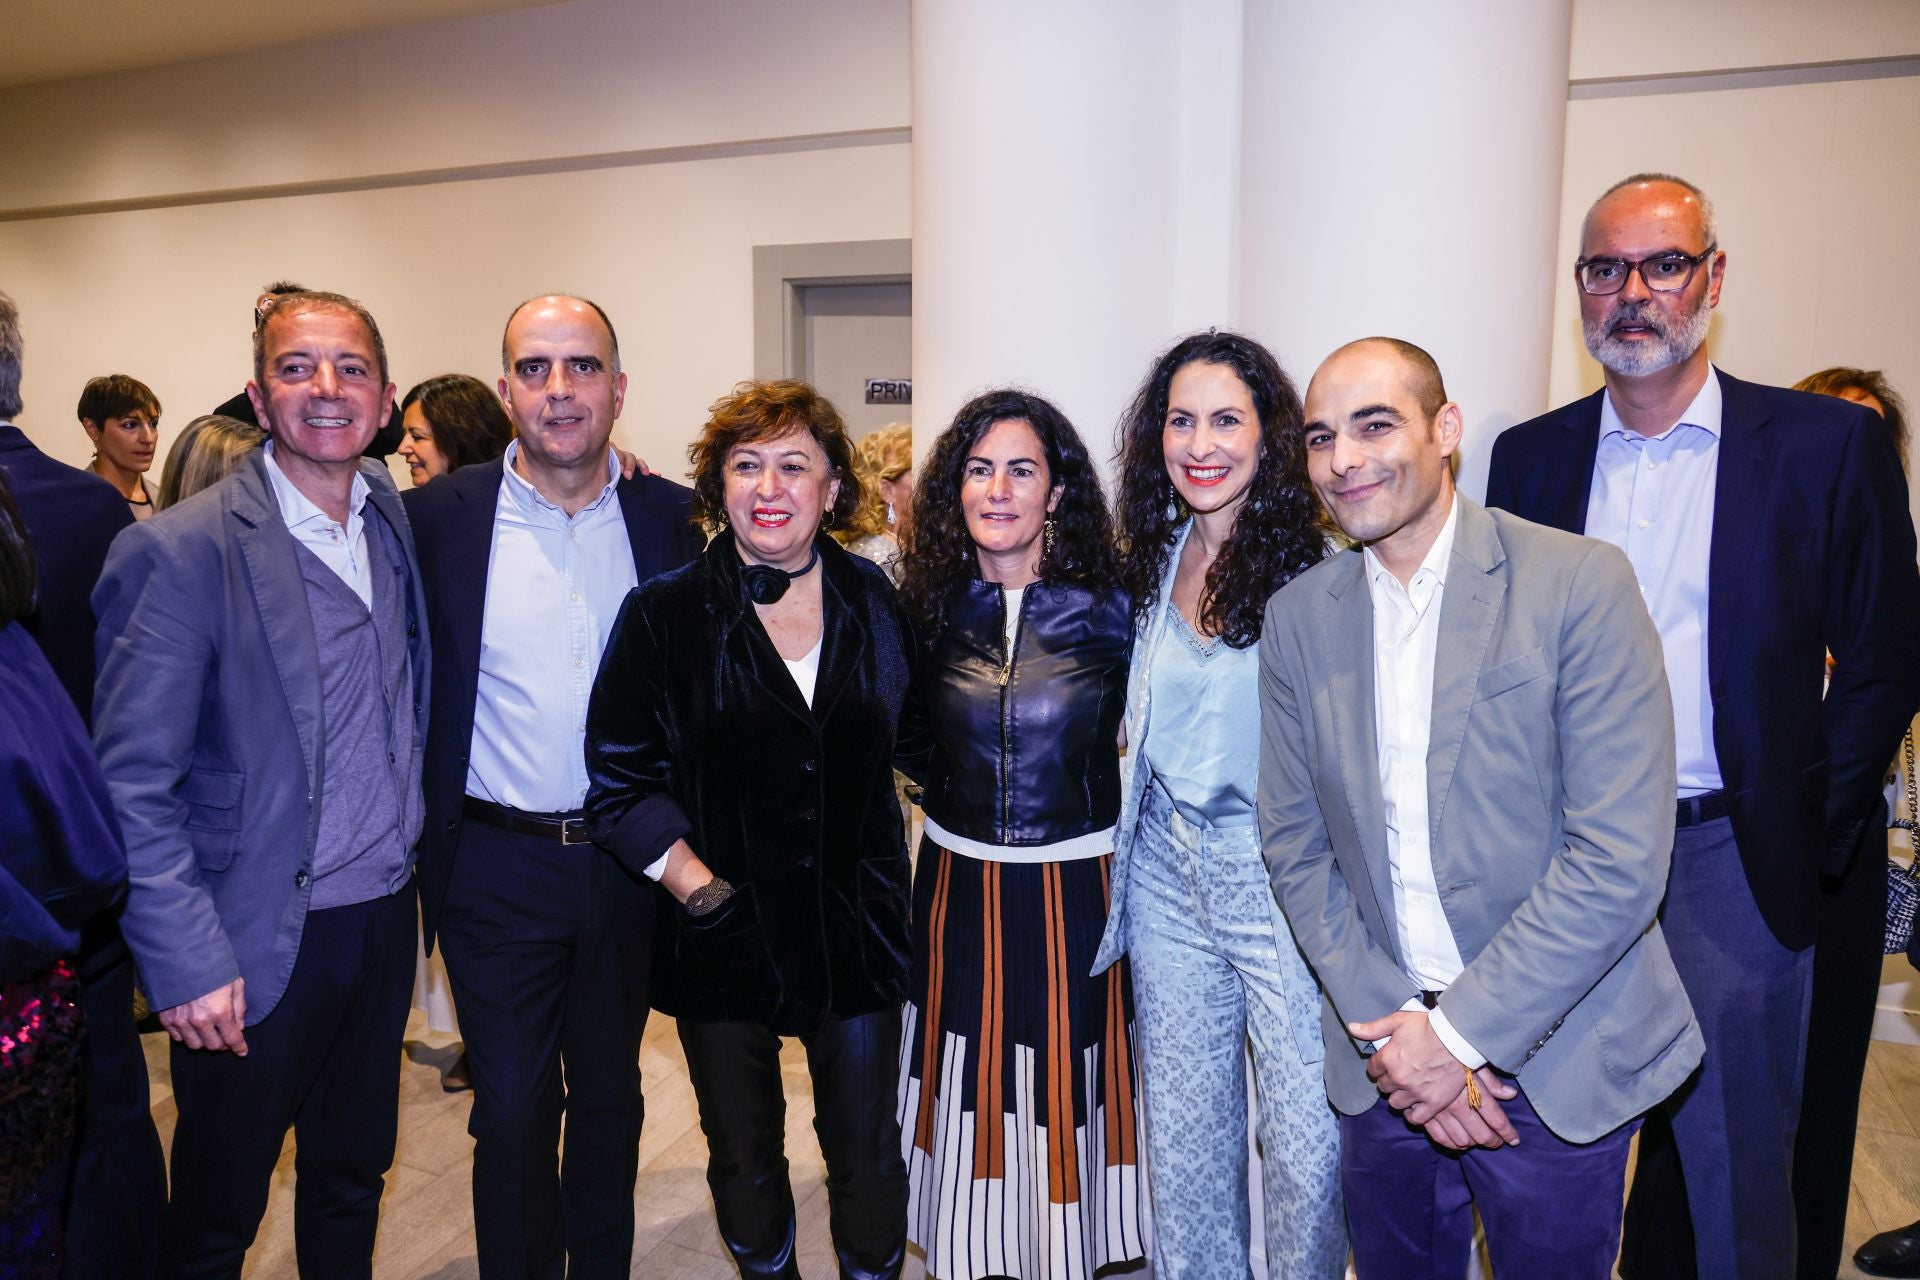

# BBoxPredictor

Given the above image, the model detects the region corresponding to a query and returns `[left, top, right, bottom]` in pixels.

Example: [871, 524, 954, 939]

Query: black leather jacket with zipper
[919, 578, 1132, 847]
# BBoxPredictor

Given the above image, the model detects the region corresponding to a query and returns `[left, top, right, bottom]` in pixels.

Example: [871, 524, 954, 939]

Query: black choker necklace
[740, 544, 820, 605]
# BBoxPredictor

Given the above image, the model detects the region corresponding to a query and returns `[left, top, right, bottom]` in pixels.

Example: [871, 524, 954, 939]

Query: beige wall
[3, 0, 1917, 511]
[0, 0, 911, 486]
[1, 144, 909, 483]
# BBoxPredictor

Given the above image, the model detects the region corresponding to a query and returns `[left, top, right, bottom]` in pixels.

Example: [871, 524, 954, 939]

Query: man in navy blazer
[94, 291, 430, 1277]
[0, 290, 166, 1280]
[403, 295, 703, 1280]
[1486, 174, 1920, 1280]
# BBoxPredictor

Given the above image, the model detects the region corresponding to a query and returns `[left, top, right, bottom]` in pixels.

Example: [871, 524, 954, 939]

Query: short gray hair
[252, 290, 389, 389]
[0, 292, 22, 420]
[1585, 172, 1719, 250]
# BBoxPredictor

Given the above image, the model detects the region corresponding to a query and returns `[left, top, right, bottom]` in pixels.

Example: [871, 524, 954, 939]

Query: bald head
[1302, 337, 1461, 565]
[1313, 337, 1448, 418]
[501, 294, 620, 375]
[1581, 174, 1717, 259]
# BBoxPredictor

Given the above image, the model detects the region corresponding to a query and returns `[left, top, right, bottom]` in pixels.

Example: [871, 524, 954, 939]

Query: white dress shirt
[1364, 498, 1483, 1069]
[1584, 368, 1723, 796]
[466, 443, 665, 878]
[263, 441, 372, 608]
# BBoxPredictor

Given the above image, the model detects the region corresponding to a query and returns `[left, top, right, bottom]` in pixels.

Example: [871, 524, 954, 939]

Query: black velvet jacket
[920, 579, 1132, 846]
[583, 532, 928, 1035]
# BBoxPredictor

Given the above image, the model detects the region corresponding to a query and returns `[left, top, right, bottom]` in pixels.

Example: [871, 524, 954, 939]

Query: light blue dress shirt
[1584, 367, 1723, 797]
[466, 443, 665, 879]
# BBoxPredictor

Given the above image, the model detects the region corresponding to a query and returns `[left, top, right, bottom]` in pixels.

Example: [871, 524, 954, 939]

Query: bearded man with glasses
[1486, 174, 1920, 1280]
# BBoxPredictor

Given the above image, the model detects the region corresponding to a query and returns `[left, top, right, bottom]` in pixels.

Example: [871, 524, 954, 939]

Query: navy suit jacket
[1486, 371, 1920, 948]
[0, 624, 127, 985]
[0, 422, 133, 723]
[402, 457, 703, 947]
[92, 453, 430, 1021]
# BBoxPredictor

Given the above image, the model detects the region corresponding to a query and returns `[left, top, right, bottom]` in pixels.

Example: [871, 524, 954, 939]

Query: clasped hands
[1349, 1008, 1520, 1152]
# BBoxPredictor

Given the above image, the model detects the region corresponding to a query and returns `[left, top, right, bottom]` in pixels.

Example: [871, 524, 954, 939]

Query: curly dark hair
[687, 379, 862, 534]
[1113, 330, 1327, 648]
[899, 388, 1117, 637]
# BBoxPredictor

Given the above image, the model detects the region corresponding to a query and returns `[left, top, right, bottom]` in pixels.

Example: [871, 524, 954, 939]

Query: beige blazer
[1257, 496, 1703, 1143]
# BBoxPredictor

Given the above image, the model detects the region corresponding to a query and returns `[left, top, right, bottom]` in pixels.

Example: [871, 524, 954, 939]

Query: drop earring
[1042, 517, 1057, 559]
[886, 501, 896, 527]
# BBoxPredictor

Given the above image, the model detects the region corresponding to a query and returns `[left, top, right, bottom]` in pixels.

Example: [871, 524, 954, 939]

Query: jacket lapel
[811, 543, 869, 724]
[1318, 552, 1398, 941]
[616, 476, 658, 581]
[1426, 499, 1506, 845]
[228, 456, 324, 791]
[1543, 390, 1605, 534]
[708, 535, 816, 729]
[444, 461, 503, 700]
[1706, 373, 1774, 695]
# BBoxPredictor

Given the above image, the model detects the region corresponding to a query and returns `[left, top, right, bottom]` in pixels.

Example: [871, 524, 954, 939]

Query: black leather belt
[1676, 789, 1731, 829]
[462, 796, 591, 845]
[1418, 991, 1441, 1009]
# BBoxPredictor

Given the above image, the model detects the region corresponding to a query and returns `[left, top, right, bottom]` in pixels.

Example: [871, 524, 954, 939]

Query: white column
[1236, 0, 1575, 497]
[909, 0, 1244, 472]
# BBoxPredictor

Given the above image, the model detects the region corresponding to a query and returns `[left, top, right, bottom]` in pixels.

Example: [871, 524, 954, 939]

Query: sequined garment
[0, 959, 84, 1279]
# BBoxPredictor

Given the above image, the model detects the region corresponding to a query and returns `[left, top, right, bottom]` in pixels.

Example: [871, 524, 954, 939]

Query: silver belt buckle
[560, 817, 588, 846]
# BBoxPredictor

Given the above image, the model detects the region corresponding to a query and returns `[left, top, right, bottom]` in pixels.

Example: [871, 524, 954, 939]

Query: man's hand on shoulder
[159, 977, 248, 1056]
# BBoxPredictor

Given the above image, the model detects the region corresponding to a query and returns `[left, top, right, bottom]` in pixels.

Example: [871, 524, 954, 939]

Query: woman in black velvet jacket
[584, 380, 925, 1280]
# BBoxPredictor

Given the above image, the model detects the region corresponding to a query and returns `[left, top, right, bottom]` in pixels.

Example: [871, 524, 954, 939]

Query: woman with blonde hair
[154, 414, 266, 510]
[835, 423, 913, 584]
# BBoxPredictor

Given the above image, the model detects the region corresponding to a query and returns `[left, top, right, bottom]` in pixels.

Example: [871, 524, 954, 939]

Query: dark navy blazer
[0, 423, 132, 723]
[1486, 371, 1920, 948]
[0, 624, 127, 985]
[402, 456, 703, 948]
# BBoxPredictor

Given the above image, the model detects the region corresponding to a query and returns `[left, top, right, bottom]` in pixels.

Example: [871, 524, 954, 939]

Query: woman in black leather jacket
[895, 389, 1143, 1280]
[584, 380, 926, 1280]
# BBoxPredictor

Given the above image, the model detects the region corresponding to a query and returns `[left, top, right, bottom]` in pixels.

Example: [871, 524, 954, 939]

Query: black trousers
[678, 1009, 907, 1280]
[1795, 819, 1889, 1278]
[161, 887, 416, 1280]
[63, 950, 165, 1280]
[435, 821, 653, 1280]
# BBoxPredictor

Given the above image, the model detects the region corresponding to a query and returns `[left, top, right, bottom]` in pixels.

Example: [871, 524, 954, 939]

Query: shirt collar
[1599, 364, 1724, 444]
[1363, 492, 1460, 592]
[262, 439, 369, 528]
[499, 439, 621, 517]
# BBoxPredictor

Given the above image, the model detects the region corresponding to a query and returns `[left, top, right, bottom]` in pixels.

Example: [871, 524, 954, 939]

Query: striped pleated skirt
[898, 838, 1146, 1280]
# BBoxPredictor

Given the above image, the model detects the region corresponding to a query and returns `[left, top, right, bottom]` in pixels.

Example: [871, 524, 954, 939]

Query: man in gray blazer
[1259, 337, 1703, 1277]
[93, 290, 428, 1278]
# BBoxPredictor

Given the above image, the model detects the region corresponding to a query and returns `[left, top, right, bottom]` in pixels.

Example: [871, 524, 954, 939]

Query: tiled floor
[141, 1017, 1920, 1278]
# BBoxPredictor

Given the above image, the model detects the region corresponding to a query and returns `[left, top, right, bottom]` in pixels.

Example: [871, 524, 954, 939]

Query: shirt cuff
[1370, 995, 1429, 1051]
[587, 793, 691, 882]
[1429, 1005, 1487, 1070]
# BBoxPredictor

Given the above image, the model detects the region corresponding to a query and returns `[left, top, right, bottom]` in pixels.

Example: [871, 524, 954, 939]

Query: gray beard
[1583, 295, 1712, 377]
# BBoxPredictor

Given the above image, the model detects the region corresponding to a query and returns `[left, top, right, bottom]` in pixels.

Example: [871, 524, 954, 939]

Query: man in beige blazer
[1258, 337, 1703, 1277]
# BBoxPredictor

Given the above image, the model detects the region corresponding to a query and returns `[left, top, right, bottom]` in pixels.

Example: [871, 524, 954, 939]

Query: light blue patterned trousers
[1127, 783, 1347, 1279]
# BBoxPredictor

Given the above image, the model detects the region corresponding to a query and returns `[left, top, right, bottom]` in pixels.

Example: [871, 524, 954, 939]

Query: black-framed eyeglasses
[1575, 245, 1718, 296]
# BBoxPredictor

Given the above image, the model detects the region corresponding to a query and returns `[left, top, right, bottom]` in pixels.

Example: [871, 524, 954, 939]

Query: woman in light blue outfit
[1093, 331, 1345, 1277]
